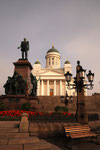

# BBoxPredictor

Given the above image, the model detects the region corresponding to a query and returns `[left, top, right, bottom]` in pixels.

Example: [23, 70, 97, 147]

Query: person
[18, 38, 29, 59]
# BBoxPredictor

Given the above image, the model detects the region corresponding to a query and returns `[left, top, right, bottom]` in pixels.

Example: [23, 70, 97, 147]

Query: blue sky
[0, 0, 100, 95]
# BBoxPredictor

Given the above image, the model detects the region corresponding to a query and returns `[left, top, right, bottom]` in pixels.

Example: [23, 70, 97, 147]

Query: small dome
[64, 60, 70, 64]
[34, 59, 41, 64]
[47, 45, 60, 54]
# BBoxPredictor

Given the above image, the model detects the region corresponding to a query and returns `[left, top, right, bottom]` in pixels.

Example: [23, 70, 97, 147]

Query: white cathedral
[32, 45, 76, 96]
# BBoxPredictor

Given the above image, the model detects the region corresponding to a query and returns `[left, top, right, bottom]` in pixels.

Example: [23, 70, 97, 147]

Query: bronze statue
[18, 38, 29, 59]
[3, 72, 27, 95]
[30, 73, 37, 96]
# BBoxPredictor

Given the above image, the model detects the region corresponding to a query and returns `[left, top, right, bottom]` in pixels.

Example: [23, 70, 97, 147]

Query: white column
[37, 80, 40, 96]
[60, 80, 62, 96]
[54, 57, 55, 65]
[47, 80, 49, 96]
[50, 57, 52, 65]
[54, 80, 56, 96]
[47, 58, 49, 67]
[41, 80, 44, 96]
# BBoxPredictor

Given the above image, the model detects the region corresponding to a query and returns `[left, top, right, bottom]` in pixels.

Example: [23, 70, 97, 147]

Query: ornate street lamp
[78, 67, 86, 79]
[64, 91, 69, 105]
[87, 70, 94, 87]
[70, 95, 73, 102]
[65, 62, 94, 91]
[64, 71, 72, 85]
[64, 61, 94, 124]
[64, 91, 73, 105]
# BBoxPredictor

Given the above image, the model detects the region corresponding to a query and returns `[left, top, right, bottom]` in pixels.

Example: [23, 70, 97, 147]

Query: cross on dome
[52, 42, 54, 48]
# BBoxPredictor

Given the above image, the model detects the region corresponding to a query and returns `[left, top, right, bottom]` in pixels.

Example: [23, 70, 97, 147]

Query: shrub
[55, 106, 68, 112]
[21, 102, 31, 111]
[0, 102, 6, 111]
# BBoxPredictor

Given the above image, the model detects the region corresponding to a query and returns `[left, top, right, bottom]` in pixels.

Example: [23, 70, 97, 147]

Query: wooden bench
[64, 125, 99, 149]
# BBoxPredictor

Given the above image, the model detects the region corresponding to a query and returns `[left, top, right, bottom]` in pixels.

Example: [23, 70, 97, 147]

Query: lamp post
[64, 61, 94, 124]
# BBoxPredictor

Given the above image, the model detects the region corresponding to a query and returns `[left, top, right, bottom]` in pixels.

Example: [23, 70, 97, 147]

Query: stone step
[0, 133, 29, 138]
[8, 137, 40, 144]
[0, 137, 40, 145]
[0, 128, 18, 132]
[0, 140, 51, 150]
[0, 121, 19, 128]
[24, 139, 51, 150]
[0, 144, 22, 150]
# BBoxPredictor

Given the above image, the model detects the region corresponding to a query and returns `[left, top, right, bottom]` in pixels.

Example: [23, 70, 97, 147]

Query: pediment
[40, 70, 63, 76]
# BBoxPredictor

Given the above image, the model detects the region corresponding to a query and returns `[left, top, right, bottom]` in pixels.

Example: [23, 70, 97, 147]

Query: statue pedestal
[13, 59, 32, 80]
[13, 59, 33, 95]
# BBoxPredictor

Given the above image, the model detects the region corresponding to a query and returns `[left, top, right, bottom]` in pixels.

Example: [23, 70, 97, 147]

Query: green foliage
[55, 106, 68, 112]
[52, 111, 62, 115]
[21, 102, 31, 111]
[0, 102, 6, 111]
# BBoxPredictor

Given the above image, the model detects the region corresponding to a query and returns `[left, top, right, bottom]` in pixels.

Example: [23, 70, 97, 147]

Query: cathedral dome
[46, 44, 60, 69]
[64, 60, 70, 64]
[47, 45, 60, 54]
[34, 59, 41, 64]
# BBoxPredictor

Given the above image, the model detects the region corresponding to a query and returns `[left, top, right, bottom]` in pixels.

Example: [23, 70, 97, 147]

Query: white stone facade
[32, 46, 75, 96]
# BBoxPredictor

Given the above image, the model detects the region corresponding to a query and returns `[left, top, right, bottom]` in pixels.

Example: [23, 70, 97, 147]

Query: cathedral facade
[32, 45, 75, 96]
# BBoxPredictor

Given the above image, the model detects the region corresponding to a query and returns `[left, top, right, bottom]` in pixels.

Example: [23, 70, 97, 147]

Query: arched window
[52, 57, 54, 65]
[49, 58, 50, 65]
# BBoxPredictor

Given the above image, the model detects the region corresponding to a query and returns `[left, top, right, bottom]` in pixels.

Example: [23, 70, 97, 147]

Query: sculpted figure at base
[18, 38, 29, 59]
[30, 73, 37, 96]
[4, 72, 27, 95]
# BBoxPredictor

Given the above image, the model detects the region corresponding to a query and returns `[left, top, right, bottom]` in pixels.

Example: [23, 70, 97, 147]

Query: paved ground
[44, 136, 100, 150]
[44, 128, 100, 150]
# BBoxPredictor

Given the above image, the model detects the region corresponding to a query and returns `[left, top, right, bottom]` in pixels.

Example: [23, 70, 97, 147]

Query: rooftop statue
[18, 38, 29, 59]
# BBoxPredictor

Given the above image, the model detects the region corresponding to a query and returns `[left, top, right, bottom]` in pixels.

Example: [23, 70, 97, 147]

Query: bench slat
[65, 129, 90, 132]
[64, 125, 89, 128]
[69, 132, 97, 136]
[66, 132, 92, 135]
[66, 133, 97, 138]
[65, 127, 90, 130]
[71, 134, 97, 139]
[65, 128, 90, 131]
[65, 126, 90, 129]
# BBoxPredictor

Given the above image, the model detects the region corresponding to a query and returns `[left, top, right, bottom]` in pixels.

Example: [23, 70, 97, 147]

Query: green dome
[35, 59, 41, 64]
[47, 45, 60, 54]
[65, 60, 70, 64]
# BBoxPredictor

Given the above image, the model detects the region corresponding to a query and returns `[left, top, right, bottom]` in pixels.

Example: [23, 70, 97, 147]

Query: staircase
[38, 96, 65, 112]
[0, 121, 51, 150]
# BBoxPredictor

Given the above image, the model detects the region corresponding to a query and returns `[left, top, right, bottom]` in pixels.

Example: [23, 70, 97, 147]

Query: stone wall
[0, 95, 39, 111]
[29, 122, 80, 138]
[29, 121, 100, 138]
[37, 95, 100, 114]
[0, 95, 100, 114]
[67, 95, 100, 114]
[37, 96, 65, 112]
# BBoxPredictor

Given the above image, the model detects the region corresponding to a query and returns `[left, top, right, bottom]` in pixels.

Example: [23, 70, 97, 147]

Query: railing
[0, 116, 21, 121]
[88, 113, 99, 121]
[29, 113, 99, 123]
[29, 114, 76, 123]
